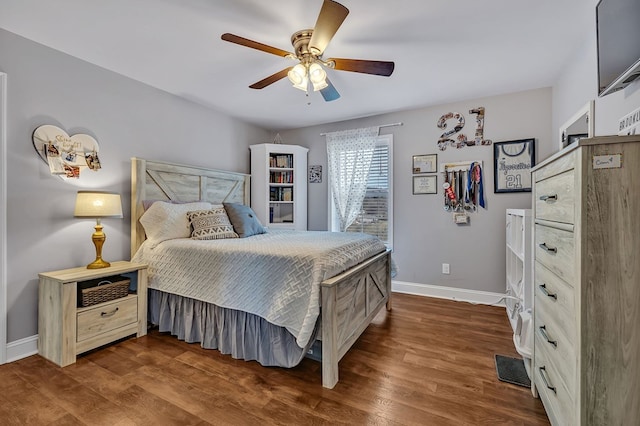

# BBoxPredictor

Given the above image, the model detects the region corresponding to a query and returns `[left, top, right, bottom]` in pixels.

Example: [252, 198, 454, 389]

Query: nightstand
[38, 261, 148, 367]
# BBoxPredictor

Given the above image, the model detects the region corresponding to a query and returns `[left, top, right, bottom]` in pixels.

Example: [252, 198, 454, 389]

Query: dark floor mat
[495, 354, 531, 388]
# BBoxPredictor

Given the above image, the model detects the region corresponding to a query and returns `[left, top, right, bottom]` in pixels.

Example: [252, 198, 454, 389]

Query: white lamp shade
[288, 64, 308, 91]
[309, 62, 328, 91]
[74, 191, 123, 218]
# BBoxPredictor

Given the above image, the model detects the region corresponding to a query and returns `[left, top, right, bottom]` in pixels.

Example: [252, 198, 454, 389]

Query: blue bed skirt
[148, 289, 318, 368]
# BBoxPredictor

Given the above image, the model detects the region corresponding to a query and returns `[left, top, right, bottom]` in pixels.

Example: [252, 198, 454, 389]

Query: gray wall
[277, 88, 552, 294]
[0, 29, 270, 342]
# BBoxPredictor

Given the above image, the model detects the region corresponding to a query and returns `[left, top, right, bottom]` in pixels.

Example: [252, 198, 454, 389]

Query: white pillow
[139, 201, 212, 246]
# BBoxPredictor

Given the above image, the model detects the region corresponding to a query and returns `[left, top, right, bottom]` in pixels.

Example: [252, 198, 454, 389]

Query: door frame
[0, 72, 7, 364]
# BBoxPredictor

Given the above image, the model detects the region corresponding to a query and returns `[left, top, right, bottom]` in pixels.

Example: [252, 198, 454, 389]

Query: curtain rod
[320, 122, 403, 136]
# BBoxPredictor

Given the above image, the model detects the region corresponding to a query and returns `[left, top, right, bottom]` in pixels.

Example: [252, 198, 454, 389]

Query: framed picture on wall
[412, 154, 437, 173]
[493, 138, 536, 193]
[308, 165, 322, 183]
[413, 175, 437, 194]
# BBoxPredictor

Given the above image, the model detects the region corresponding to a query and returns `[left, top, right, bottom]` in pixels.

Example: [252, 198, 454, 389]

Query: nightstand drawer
[77, 295, 138, 342]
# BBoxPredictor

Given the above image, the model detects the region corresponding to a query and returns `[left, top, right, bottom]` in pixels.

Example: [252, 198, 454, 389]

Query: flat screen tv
[596, 0, 640, 97]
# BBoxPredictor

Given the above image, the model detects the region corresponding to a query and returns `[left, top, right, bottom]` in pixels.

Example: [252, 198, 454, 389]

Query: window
[330, 134, 393, 248]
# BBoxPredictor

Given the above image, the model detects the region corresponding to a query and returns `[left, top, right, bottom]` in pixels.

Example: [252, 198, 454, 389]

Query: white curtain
[326, 127, 379, 231]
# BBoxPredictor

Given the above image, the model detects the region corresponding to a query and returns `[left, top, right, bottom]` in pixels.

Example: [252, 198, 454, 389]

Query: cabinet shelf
[505, 208, 532, 380]
[251, 143, 308, 230]
[76, 293, 137, 313]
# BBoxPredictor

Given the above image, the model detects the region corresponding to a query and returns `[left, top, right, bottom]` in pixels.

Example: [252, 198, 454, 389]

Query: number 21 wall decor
[493, 138, 536, 193]
[436, 107, 492, 151]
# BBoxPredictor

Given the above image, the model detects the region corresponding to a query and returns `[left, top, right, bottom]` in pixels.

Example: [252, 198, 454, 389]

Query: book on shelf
[269, 186, 294, 201]
[282, 187, 293, 201]
[269, 154, 293, 168]
[269, 171, 293, 183]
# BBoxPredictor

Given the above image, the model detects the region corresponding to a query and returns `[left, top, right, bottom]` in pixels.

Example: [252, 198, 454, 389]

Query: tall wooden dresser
[531, 135, 640, 425]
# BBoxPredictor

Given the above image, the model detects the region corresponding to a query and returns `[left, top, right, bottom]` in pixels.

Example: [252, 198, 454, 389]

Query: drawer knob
[539, 242, 558, 253]
[539, 284, 558, 300]
[539, 366, 557, 394]
[539, 194, 558, 202]
[100, 307, 119, 317]
[538, 325, 558, 348]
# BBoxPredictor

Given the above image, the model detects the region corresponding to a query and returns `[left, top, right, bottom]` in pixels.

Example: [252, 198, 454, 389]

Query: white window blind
[344, 135, 393, 247]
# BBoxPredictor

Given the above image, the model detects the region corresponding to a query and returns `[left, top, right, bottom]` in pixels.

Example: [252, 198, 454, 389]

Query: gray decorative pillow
[187, 207, 238, 240]
[223, 203, 267, 238]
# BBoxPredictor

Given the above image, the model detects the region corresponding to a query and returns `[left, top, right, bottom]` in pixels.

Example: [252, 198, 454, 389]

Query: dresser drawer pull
[538, 284, 558, 300]
[538, 325, 558, 348]
[539, 242, 558, 253]
[539, 366, 557, 394]
[100, 307, 119, 317]
[539, 194, 558, 202]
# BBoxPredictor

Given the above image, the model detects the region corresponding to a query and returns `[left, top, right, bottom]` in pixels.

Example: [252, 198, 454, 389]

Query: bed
[130, 157, 392, 388]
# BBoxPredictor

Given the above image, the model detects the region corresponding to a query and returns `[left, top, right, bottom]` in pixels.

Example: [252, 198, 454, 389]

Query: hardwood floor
[0, 293, 549, 425]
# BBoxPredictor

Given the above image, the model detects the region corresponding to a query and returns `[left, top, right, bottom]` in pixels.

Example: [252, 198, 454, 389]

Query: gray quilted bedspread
[132, 230, 386, 348]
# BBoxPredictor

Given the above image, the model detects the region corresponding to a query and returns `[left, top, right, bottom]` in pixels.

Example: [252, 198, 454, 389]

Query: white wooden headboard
[130, 157, 250, 257]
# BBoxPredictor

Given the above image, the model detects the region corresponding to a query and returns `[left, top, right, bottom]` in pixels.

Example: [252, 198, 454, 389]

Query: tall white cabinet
[531, 135, 640, 426]
[505, 208, 533, 373]
[250, 143, 308, 231]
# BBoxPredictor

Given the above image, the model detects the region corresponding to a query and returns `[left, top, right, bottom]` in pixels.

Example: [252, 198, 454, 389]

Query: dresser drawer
[77, 295, 138, 342]
[535, 300, 576, 396]
[534, 261, 575, 336]
[535, 169, 575, 224]
[534, 335, 575, 426]
[535, 225, 575, 284]
[533, 149, 576, 183]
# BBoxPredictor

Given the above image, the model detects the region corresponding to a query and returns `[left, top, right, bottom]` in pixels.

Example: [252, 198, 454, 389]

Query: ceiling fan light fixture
[288, 64, 308, 91]
[309, 62, 328, 91]
[221, 0, 394, 101]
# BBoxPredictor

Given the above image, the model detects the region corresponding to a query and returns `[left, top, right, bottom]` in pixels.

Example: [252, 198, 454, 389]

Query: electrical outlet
[442, 263, 450, 274]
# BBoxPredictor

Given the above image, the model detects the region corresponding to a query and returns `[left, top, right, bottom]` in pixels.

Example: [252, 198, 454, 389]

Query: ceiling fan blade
[320, 78, 340, 102]
[329, 58, 395, 76]
[221, 33, 293, 57]
[249, 67, 292, 89]
[308, 0, 349, 55]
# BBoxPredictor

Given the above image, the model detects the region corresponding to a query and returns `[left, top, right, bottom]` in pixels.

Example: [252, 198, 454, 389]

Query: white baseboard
[6, 335, 38, 363]
[392, 280, 507, 306]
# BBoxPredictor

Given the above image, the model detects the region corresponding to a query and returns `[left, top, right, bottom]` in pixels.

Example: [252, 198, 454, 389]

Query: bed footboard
[320, 249, 392, 388]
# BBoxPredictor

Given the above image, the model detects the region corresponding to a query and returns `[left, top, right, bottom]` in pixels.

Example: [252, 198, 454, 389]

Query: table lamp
[74, 191, 123, 269]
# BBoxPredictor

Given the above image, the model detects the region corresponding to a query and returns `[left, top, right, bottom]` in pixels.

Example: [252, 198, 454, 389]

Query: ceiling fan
[221, 0, 395, 102]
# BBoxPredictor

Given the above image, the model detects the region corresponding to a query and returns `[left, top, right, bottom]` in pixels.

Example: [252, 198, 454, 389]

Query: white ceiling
[0, 0, 593, 130]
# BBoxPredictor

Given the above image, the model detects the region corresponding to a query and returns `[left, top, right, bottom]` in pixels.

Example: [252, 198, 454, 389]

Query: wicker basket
[79, 276, 130, 307]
